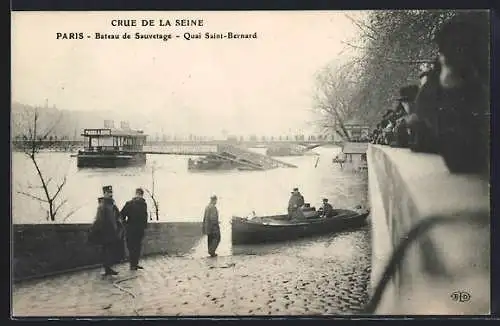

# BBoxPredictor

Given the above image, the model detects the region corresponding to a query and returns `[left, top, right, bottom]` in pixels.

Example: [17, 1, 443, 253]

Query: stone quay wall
[13, 222, 203, 282]
[367, 144, 490, 314]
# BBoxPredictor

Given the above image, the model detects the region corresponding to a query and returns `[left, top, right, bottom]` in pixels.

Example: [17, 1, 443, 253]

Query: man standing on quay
[121, 188, 148, 270]
[90, 185, 125, 276]
[202, 195, 220, 257]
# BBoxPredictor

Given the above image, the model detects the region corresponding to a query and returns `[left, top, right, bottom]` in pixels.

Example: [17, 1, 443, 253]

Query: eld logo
[450, 291, 471, 303]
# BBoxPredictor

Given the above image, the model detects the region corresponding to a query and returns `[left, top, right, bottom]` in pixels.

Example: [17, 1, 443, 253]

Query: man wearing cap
[392, 84, 420, 147]
[121, 188, 148, 270]
[321, 198, 335, 218]
[287, 188, 305, 220]
[408, 58, 442, 154]
[202, 195, 220, 257]
[397, 85, 419, 116]
[90, 185, 125, 276]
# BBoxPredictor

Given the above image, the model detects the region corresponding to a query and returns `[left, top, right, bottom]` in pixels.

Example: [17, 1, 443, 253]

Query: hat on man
[136, 188, 144, 195]
[102, 185, 113, 193]
[293, 187, 299, 191]
[323, 198, 329, 202]
[210, 195, 217, 200]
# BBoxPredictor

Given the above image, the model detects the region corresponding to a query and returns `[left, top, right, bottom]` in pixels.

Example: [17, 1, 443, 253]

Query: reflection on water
[12, 146, 369, 257]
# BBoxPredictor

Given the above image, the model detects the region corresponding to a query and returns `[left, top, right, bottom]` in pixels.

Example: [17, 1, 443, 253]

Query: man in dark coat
[391, 84, 420, 148]
[408, 58, 442, 154]
[398, 85, 420, 115]
[121, 188, 148, 270]
[287, 187, 305, 220]
[202, 195, 220, 257]
[90, 185, 125, 276]
[321, 198, 335, 218]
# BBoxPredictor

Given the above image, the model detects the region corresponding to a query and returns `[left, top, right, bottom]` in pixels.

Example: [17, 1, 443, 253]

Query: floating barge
[187, 144, 298, 172]
[75, 127, 147, 168]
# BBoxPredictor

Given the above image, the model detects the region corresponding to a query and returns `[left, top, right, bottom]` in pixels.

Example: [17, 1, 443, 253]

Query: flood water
[12, 146, 370, 258]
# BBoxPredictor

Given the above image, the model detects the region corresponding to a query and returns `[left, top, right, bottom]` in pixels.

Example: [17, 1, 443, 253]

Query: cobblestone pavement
[12, 228, 371, 317]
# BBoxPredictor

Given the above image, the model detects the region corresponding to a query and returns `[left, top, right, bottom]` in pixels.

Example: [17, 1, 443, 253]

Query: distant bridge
[11, 139, 343, 152]
[147, 139, 342, 148]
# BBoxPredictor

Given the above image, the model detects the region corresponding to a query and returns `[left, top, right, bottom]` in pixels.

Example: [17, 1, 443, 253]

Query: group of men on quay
[88, 186, 149, 276]
[89, 185, 222, 276]
[89, 184, 336, 276]
[368, 11, 489, 177]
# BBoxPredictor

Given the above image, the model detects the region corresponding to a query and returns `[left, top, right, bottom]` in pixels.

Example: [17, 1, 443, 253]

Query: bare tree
[312, 62, 361, 141]
[339, 10, 457, 123]
[17, 108, 76, 222]
[144, 164, 160, 221]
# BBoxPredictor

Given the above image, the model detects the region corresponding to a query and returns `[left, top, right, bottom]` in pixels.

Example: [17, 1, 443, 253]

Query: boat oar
[314, 156, 320, 168]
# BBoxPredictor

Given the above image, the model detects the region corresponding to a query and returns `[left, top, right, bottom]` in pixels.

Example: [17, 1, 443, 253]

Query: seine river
[12, 146, 369, 257]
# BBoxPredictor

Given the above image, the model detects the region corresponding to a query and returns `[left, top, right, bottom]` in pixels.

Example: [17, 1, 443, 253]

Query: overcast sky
[12, 11, 362, 137]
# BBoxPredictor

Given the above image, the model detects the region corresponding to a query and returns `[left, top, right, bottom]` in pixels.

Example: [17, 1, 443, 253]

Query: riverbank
[13, 222, 203, 281]
[13, 227, 372, 316]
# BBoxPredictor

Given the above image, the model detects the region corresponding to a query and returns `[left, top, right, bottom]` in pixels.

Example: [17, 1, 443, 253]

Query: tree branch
[341, 40, 369, 51]
[344, 13, 378, 41]
[31, 111, 39, 157]
[53, 199, 68, 217]
[31, 157, 51, 204]
[144, 188, 159, 219]
[51, 176, 67, 201]
[341, 40, 387, 53]
[17, 191, 48, 203]
[382, 57, 435, 64]
[61, 204, 84, 223]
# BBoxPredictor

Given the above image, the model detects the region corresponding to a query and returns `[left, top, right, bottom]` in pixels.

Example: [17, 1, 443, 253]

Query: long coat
[288, 193, 304, 212]
[121, 197, 148, 238]
[89, 197, 124, 245]
[202, 203, 220, 235]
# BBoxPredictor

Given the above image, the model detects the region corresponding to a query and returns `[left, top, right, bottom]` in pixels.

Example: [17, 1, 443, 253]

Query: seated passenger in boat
[321, 198, 335, 218]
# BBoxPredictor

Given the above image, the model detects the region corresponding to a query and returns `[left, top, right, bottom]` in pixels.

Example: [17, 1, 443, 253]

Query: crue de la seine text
[55, 19, 259, 42]
[111, 19, 204, 27]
